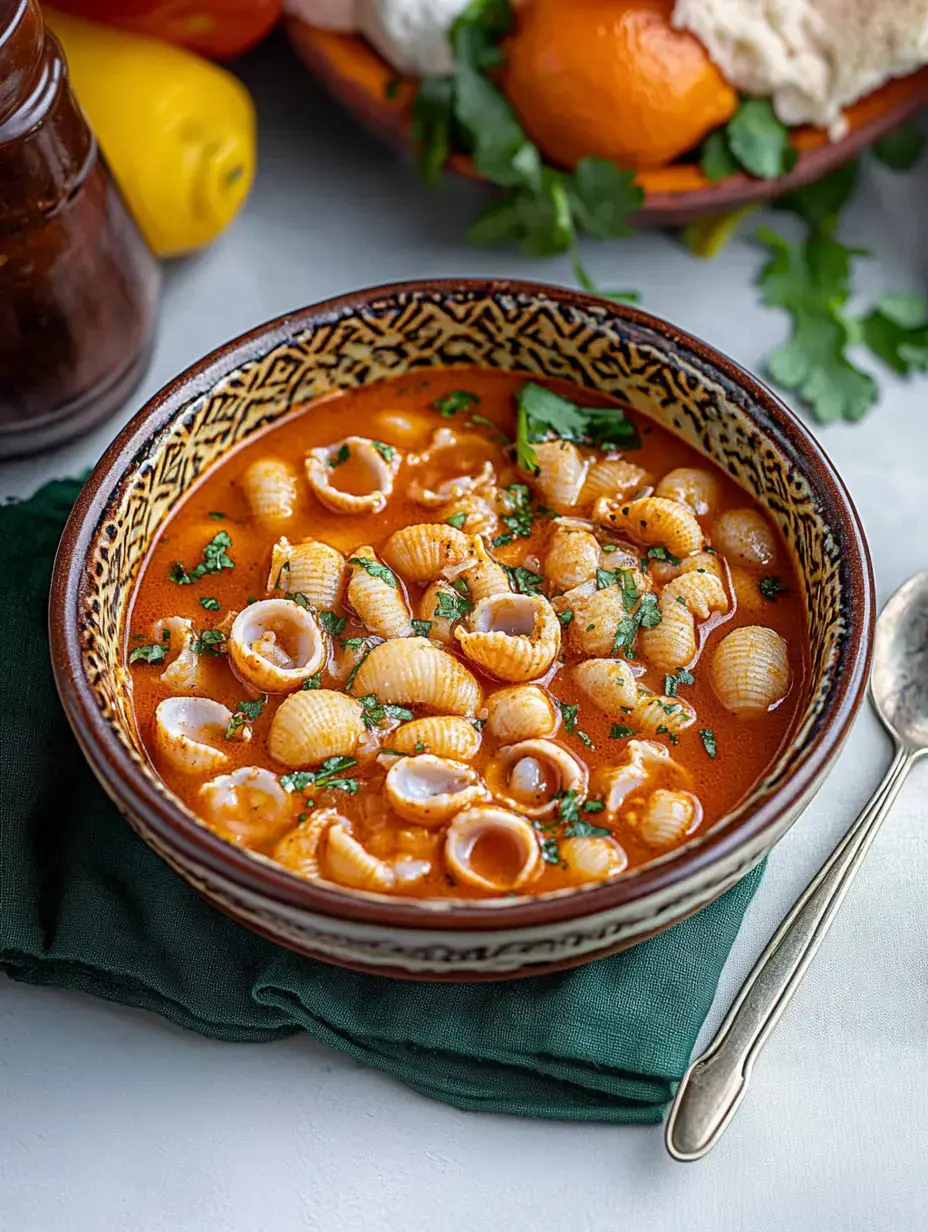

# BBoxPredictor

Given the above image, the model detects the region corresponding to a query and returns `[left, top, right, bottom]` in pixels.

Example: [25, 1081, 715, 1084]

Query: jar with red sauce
[0, 0, 160, 458]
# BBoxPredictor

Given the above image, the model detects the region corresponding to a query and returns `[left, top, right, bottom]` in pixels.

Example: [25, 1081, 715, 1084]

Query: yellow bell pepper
[46, 10, 256, 258]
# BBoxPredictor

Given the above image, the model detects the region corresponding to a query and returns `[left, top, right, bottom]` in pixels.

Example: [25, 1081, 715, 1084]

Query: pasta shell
[228, 599, 326, 693]
[347, 545, 413, 639]
[646, 549, 725, 587]
[324, 822, 396, 892]
[436, 491, 499, 538]
[153, 697, 233, 776]
[268, 689, 365, 767]
[710, 625, 790, 716]
[273, 808, 342, 880]
[561, 569, 651, 659]
[350, 637, 482, 715]
[382, 522, 473, 583]
[528, 441, 589, 512]
[629, 789, 702, 848]
[455, 593, 560, 682]
[597, 739, 688, 821]
[199, 766, 291, 846]
[485, 685, 557, 742]
[153, 616, 200, 692]
[450, 536, 511, 601]
[385, 754, 488, 826]
[486, 738, 587, 819]
[267, 537, 346, 610]
[637, 570, 729, 672]
[628, 692, 697, 735]
[711, 508, 777, 570]
[572, 659, 638, 715]
[418, 580, 461, 645]
[654, 467, 721, 516]
[407, 427, 496, 506]
[544, 523, 601, 591]
[593, 495, 705, 558]
[388, 716, 482, 760]
[559, 836, 628, 885]
[444, 807, 542, 893]
[239, 457, 298, 523]
[305, 437, 400, 515]
[580, 458, 650, 506]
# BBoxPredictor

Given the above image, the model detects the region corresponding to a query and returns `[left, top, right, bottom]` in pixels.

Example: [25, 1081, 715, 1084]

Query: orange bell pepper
[47, 0, 282, 59]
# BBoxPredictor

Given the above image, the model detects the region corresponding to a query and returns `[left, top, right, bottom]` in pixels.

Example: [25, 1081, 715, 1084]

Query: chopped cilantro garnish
[329, 443, 350, 468]
[557, 608, 574, 627]
[450, 577, 470, 596]
[281, 756, 360, 796]
[199, 597, 220, 611]
[435, 589, 473, 622]
[358, 694, 415, 730]
[349, 556, 398, 588]
[445, 512, 468, 530]
[583, 800, 605, 814]
[664, 667, 695, 697]
[317, 609, 347, 636]
[372, 440, 395, 461]
[432, 389, 480, 417]
[129, 642, 167, 665]
[207, 511, 227, 520]
[557, 701, 593, 748]
[645, 546, 681, 566]
[285, 591, 311, 610]
[758, 576, 789, 602]
[514, 381, 639, 472]
[226, 694, 267, 739]
[345, 644, 372, 693]
[169, 531, 234, 585]
[191, 629, 226, 655]
[565, 817, 611, 838]
[302, 673, 322, 690]
[699, 728, 718, 759]
[412, 619, 432, 637]
[610, 723, 635, 739]
[725, 98, 797, 180]
[503, 564, 544, 595]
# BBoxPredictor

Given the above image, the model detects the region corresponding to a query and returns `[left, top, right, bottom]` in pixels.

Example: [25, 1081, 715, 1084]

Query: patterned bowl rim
[50, 278, 875, 934]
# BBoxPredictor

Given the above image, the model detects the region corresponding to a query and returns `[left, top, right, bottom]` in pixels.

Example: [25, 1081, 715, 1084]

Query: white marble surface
[2, 36, 926, 1232]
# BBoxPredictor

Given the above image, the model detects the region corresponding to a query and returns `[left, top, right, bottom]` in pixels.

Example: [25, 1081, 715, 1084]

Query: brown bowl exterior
[285, 20, 928, 227]
[50, 279, 874, 979]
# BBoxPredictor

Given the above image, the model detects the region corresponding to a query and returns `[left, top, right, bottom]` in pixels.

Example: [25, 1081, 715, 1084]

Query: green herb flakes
[317, 609, 347, 636]
[358, 694, 414, 730]
[169, 531, 234, 585]
[372, 440, 395, 461]
[191, 629, 226, 656]
[445, 512, 468, 530]
[329, 443, 350, 468]
[348, 556, 398, 588]
[758, 576, 789, 602]
[664, 667, 695, 697]
[199, 597, 220, 611]
[432, 389, 480, 417]
[699, 728, 718, 759]
[610, 723, 635, 739]
[412, 619, 432, 637]
[226, 694, 268, 739]
[128, 642, 167, 665]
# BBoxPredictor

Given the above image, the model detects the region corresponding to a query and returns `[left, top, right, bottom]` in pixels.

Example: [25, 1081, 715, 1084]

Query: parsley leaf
[199, 596, 220, 611]
[226, 694, 268, 739]
[317, 609, 347, 636]
[664, 667, 695, 696]
[566, 158, 643, 241]
[515, 382, 639, 474]
[285, 591, 311, 610]
[129, 642, 167, 665]
[281, 755, 360, 796]
[557, 608, 574, 627]
[610, 723, 635, 739]
[372, 440, 395, 462]
[435, 589, 473, 622]
[191, 629, 226, 655]
[344, 644, 373, 693]
[757, 224, 877, 423]
[302, 673, 322, 690]
[776, 160, 859, 230]
[726, 99, 797, 180]
[503, 564, 544, 595]
[565, 817, 612, 839]
[858, 293, 928, 376]
[411, 75, 454, 184]
[358, 694, 414, 730]
[539, 836, 561, 865]
[699, 728, 718, 759]
[699, 128, 740, 183]
[445, 512, 468, 530]
[169, 531, 234, 585]
[432, 389, 480, 417]
[557, 701, 593, 748]
[583, 800, 605, 814]
[645, 546, 681, 566]
[348, 557, 398, 588]
[207, 511, 227, 520]
[492, 483, 543, 546]
[329, 443, 350, 468]
[874, 125, 926, 172]
[758, 576, 789, 602]
[412, 619, 432, 637]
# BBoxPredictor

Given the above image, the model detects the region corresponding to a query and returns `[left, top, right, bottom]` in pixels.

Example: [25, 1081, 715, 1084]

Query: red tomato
[49, 0, 283, 60]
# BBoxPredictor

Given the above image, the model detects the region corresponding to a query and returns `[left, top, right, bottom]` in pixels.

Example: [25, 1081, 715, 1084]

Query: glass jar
[0, 0, 161, 458]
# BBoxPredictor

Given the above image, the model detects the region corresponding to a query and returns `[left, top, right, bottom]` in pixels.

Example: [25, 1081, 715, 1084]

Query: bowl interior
[63, 280, 869, 917]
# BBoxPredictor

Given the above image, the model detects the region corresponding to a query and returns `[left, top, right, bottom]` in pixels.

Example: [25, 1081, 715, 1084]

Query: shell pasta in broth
[128, 370, 807, 899]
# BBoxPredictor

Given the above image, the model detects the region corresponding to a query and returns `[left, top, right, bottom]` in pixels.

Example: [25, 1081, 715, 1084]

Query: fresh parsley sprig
[169, 531, 234, 585]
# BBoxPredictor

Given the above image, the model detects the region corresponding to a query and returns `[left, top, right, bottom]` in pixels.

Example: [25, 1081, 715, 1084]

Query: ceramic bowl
[50, 279, 874, 980]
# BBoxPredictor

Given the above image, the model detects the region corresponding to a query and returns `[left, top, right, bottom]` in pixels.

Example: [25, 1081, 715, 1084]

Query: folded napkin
[0, 479, 763, 1123]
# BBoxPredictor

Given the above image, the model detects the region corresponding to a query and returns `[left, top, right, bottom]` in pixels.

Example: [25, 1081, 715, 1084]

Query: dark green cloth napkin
[0, 479, 763, 1123]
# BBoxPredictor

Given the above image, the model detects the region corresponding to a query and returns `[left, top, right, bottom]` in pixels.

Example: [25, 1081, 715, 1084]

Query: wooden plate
[286, 18, 928, 227]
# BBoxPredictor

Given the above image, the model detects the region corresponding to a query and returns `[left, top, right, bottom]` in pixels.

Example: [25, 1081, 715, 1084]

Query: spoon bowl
[870, 571, 928, 755]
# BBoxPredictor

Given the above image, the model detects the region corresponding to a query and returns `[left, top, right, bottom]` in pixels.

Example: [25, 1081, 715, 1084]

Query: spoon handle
[665, 744, 912, 1161]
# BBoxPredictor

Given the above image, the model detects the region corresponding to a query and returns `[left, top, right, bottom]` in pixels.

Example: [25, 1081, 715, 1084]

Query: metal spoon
[666, 570, 928, 1161]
